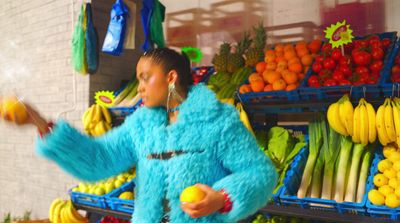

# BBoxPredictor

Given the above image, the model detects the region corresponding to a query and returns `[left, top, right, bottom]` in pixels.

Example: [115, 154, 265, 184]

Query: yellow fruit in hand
[119, 191, 134, 200]
[368, 189, 385, 205]
[389, 152, 400, 163]
[0, 97, 28, 123]
[378, 159, 393, 173]
[385, 194, 400, 208]
[384, 169, 397, 179]
[384, 145, 397, 159]
[180, 186, 206, 203]
[389, 178, 399, 189]
[379, 185, 394, 197]
[374, 174, 389, 187]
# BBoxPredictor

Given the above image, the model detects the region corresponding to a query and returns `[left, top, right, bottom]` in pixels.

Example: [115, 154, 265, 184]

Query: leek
[344, 143, 365, 202]
[297, 117, 323, 198]
[310, 148, 324, 198]
[333, 136, 353, 202]
[356, 148, 372, 203]
[321, 128, 341, 199]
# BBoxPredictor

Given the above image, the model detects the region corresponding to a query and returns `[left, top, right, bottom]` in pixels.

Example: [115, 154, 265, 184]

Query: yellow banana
[60, 204, 69, 223]
[93, 121, 108, 136]
[352, 105, 361, 143]
[52, 200, 66, 223]
[92, 104, 102, 124]
[104, 122, 112, 131]
[359, 99, 369, 145]
[340, 99, 354, 136]
[64, 200, 87, 223]
[376, 100, 390, 146]
[236, 103, 254, 135]
[328, 102, 348, 136]
[83, 105, 95, 131]
[392, 99, 400, 147]
[384, 99, 396, 142]
[49, 198, 63, 222]
[365, 101, 377, 143]
[100, 105, 112, 124]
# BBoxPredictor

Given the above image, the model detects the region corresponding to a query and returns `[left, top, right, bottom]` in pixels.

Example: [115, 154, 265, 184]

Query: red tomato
[332, 70, 345, 82]
[392, 65, 400, 74]
[323, 78, 337, 87]
[322, 43, 332, 52]
[323, 58, 336, 70]
[355, 66, 369, 76]
[353, 51, 372, 66]
[318, 69, 332, 81]
[371, 48, 384, 60]
[395, 55, 400, 65]
[369, 35, 380, 44]
[359, 74, 369, 83]
[315, 56, 324, 63]
[312, 62, 323, 73]
[340, 65, 353, 77]
[392, 73, 400, 83]
[339, 79, 351, 86]
[339, 55, 351, 66]
[370, 61, 383, 73]
[308, 75, 320, 87]
[331, 49, 343, 61]
[382, 38, 391, 49]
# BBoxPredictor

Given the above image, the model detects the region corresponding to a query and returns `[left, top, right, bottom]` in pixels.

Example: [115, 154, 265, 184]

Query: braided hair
[141, 48, 193, 93]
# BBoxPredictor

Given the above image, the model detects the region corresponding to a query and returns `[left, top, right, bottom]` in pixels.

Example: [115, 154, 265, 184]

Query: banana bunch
[352, 98, 376, 145]
[236, 102, 255, 135]
[376, 97, 400, 146]
[327, 94, 354, 136]
[82, 104, 112, 136]
[49, 199, 88, 223]
[327, 95, 376, 145]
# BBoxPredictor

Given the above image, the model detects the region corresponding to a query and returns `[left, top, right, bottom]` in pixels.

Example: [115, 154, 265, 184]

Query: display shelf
[258, 204, 397, 223]
[74, 203, 131, 221]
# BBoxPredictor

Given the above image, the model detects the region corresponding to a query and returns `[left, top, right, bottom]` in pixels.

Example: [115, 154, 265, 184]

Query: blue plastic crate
[108, 99, 142, 117]
[300, 32, 398, 101]
[280, 142, 379, 215]
[192, 66, 215, 84]
[106, 180, 135, 214]
[366, 152, 400, 220]
[69, 189, 108, 209]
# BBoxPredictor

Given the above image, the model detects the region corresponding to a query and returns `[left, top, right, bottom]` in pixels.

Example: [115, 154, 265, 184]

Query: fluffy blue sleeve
[35, 115, 139, 182]
[212, 106, 278, 222]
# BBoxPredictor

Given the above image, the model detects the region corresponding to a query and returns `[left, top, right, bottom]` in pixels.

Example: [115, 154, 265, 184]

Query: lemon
[378, 159, 393, 173]
[389, 178, 399, 189]
[379, 185, 394, 197]
[119, 191, 134, 200]
[385, 194, 400, 208]
[393, 161, 400, 172]
[0, 97, 28, 123]
[389, 152, 400, 163]
[397, 171, 400, 179]
[368, 189, 385, 205]
[395, 187, 400, 198]
[384, 169, 398, 179]
[384, 145, 397, 159]
[374, 174, 389, 187]
[180, 186, 206, 203]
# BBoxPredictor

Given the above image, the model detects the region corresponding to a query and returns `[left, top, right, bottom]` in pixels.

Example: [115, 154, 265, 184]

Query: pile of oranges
[239, 39, 322, 94]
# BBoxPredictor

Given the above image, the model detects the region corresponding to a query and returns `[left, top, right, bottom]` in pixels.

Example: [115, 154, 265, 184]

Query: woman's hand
[0, 97, 48, 132]
[181, 184, 225, 218]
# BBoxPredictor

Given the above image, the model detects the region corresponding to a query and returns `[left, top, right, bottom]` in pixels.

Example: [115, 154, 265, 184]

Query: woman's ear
[167, 70, 178, 85]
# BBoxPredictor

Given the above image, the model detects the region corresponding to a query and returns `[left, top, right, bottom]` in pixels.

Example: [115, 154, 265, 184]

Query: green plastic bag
[72, 4, 88, 74]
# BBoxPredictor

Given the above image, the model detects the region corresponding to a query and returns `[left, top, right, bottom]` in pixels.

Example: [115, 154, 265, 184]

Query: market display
[82, 104, 112, 136]
[49, 199, 88, 223]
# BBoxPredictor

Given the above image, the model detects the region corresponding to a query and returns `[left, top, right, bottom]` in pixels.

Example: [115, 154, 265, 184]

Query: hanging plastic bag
[141, 0, 155, 51]
[85, 3, 99, 74]
[149, 0, 165, 48]
[72, 4, 88, 74]
[123, 0, 136, 49]
[102, 0, 129, 56]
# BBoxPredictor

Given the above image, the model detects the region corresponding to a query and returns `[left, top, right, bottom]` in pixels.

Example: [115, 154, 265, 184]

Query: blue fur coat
[36, 84, 277, 223]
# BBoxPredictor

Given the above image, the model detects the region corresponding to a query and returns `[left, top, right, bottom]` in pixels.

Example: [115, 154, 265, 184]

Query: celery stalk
[333, 136, 353, 202]
[344, 144, 365, 202]
[356, 149, 372, 203]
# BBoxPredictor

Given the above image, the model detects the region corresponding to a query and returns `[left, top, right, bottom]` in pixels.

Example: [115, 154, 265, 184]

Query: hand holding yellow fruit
[180, 185, 206, 203]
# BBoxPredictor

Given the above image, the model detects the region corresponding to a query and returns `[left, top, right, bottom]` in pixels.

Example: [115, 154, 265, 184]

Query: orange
[295, 41, 307, 51]
[284, 50, 297, 61]
[297, 73, 306, 80]
[289, 63, 303, 74]
[265, 54, 276, 63]
[250, 80, 265, 92]
[255, 62, 266, 73]
[272, 79, 287, 91]
[296, 48, 309, 57]
[288, 57, 300, 65]
[266, 62, 277, 70]
[284, 44, 294, 52]
[277, 61, 288, 70]
[301, 54, 313, 66]
[282, 71, 298, 84]
[308, 39, 322, 54]
[265, 50, 275, 57]
[239, 84, 252, 94]
[249, 73, 263, 83]
[275, 51, 284, 57]
[286, 83, 298, 91]
[275, 56, 286, 63]
[264, 84, 273, 92]
[275, 44, 284, 52]
[263, 70, 281, 84]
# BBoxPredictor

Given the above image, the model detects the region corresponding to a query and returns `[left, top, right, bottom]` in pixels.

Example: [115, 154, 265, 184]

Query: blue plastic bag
[85, 3, 98, 74]
[102, 0, 129, 56]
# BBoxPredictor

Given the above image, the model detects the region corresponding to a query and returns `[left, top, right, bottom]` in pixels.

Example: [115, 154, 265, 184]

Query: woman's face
[136, 57, 171, 107]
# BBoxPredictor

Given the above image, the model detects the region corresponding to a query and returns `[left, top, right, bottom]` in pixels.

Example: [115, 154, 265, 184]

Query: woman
[2, 48, 277, 223]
